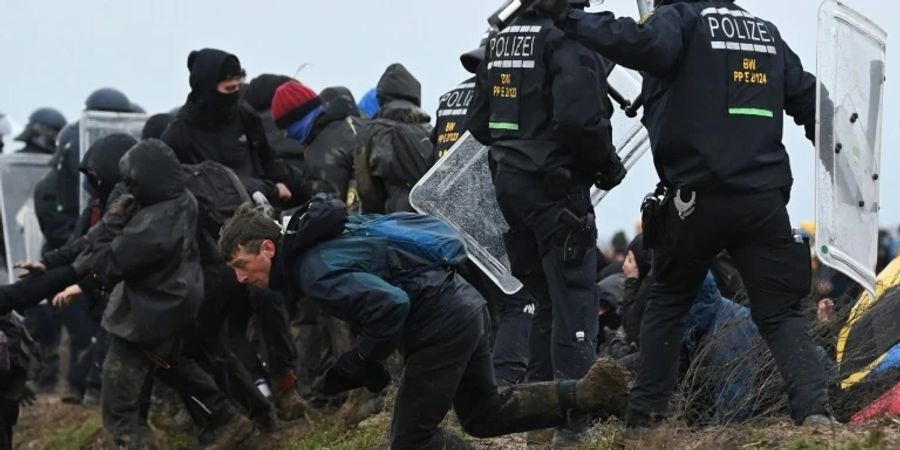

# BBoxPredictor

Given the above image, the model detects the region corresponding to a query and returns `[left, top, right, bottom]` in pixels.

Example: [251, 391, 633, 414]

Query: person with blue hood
[271, 81, 362, 208]
[218, 195, 631, 449]
[357, 88, 380, 120]
[681, 273, 839, 425]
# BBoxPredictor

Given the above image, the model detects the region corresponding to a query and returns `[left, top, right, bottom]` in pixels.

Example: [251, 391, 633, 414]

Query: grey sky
[0, 0, 895, 241]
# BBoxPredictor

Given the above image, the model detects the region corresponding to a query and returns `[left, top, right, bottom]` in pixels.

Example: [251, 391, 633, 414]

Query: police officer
[468, 0, 627, 443]
[14, 108, 67, 154]
[560, 0, 833, 434]
[432, 36, 536, 386]
[432, 36, 484, 161]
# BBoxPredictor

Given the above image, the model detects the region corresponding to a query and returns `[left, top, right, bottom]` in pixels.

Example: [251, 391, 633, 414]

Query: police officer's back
[469, 1, 623, 183]
[565, 0, 816, 192]
[561, 0, 833, 433]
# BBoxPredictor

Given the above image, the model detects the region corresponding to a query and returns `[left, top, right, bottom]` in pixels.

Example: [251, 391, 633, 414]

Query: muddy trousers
[390, 306, 570, 449]
[101, 336, 238, 449]
[627, 190, 831, 427]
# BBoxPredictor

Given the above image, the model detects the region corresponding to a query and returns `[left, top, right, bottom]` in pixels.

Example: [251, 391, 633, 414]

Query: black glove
[594, 155, 627, 191]
[314, 350, 390, 396]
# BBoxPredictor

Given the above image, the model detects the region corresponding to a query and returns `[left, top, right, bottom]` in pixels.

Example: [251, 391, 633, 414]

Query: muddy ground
[12, 393, 900, 450]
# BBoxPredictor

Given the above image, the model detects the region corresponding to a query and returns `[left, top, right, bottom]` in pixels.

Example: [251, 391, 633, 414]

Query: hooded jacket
[305, 93, 364, 202]
[356, 64, 434, 214]
[40, 134, 137, 268]
[275, 196, 484, 361]
[375, 64, 432, 127]
[682, 273, 836, 424]
[162, 49, 290, 202]
[90, 140, 203, 344]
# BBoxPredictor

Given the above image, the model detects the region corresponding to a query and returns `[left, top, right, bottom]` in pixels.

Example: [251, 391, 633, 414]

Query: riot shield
[410, 66, 650, 294]
[79, 111, 147, 210]
[0, 153, 52, 283]
[815, 0, 886, 295]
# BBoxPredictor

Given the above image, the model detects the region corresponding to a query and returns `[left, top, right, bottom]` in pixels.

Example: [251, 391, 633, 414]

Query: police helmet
[460, 32, 490, 75]
[85, 87, 133, 113]
[15, 107, 67, 150]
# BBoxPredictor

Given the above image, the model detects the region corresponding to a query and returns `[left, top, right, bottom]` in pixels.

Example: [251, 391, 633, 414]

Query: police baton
[488, 0, 540, 31]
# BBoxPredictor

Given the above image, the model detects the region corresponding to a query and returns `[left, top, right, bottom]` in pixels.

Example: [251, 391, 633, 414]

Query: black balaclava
[180, 48, 245, 129]
[119, 139, 185, 206]
[80, 133, 139, 204]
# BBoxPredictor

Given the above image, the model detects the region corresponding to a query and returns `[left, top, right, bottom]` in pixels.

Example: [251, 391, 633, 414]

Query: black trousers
[493, 170, 599, 381]
[460, 262, 532, 386]
[627, 189, 831, 426]
[390, 301, 566, 449]
[229, 286, 297, 382]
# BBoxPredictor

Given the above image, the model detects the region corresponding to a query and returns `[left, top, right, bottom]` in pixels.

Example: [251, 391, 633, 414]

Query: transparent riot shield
[79, 111, 147, 210]
[0, 153, 52, 283]
[410, 66, 650, 294]
[815, 0, 886, 295]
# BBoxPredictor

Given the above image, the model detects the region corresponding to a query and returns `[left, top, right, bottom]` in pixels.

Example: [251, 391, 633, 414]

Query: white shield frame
[815, 0, 886, 295]
[79, 111, 147, 211]
[0, 153, 52, 283]
[410, 66, 651, 294]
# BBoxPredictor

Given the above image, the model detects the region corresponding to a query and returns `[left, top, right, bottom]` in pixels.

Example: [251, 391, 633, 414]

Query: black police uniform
[468, 11, 620, 381]
[563, 0, 831, 426]
[432, 78, 475, 161]
[433, 78, 535, 385]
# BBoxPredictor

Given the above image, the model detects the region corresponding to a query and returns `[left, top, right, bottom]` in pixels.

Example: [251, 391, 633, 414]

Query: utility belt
[541, 167, 597, 264]
[640, 184, 698, 250]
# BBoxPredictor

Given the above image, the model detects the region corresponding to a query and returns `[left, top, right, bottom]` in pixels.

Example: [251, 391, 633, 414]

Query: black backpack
[355, 119, 433, 213]
[181, 161, 251, 238]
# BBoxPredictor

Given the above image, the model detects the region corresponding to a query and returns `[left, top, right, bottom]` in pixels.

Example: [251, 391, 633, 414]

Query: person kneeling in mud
[218, 195, 629, 449]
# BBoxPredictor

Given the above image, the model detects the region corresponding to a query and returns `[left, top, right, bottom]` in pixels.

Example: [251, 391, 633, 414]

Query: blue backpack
[345, 213, 468, 269]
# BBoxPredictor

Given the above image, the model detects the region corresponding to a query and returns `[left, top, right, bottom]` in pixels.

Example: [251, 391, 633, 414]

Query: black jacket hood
[321, 86, 361, 117]
[181, 48, 244, 129]
[309, 92, 359, 142]
[80, 133, 138, 203]
[244, 73, 293, 113]
[376, 64, 422, 107]
[119, 139, 185, 206]
[281, 194, 348, 265]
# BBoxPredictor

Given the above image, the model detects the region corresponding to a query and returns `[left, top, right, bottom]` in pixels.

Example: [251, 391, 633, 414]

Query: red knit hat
[271, 81, 322, 130]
